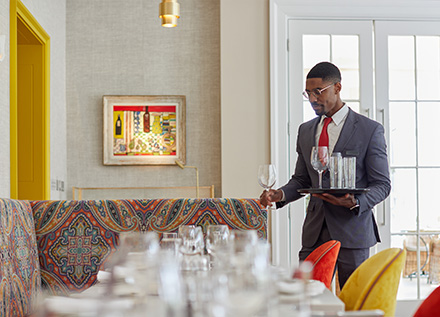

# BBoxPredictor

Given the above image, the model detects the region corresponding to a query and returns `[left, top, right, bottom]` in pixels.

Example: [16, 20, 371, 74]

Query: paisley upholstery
[31, 198, 266, 295]
[0, 198, 41, 317]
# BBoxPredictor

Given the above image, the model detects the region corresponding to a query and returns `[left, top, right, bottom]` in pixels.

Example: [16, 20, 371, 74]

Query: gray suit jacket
[277, 108, 391, 249]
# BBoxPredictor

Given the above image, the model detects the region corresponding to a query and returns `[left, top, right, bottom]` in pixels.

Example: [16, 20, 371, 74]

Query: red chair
[413, 285, 440, 317]
[294, 240, 341, 289]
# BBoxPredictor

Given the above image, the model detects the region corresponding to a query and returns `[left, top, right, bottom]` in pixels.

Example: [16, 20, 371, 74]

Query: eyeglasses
[302, 83, 334, 100]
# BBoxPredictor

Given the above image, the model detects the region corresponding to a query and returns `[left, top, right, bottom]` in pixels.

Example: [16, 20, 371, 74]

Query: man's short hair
[307, 62, 341, 83]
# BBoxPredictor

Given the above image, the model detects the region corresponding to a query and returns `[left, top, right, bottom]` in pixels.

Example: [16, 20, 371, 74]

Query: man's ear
[334, 82, 342, 94]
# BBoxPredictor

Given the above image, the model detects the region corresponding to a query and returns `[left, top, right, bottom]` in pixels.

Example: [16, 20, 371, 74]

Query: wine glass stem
[318, 171, 323, 189]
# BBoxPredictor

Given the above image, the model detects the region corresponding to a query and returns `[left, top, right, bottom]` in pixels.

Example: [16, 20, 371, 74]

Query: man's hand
[312, 193, 357, 209]
[259, 189, 283, 208]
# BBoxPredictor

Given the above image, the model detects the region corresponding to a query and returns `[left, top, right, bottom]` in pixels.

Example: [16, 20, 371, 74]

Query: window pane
[390, 168, 417, 232]
[389, 102, 416, 166]
[303, 35, 330, 80]
[419, 168, 440, 230]
[418, 102, 440, 166]
[416, 36, 440, 100]
[333, 35, 359, 100]
[393, 234, 439, 300]
[303, 101, 316, 122]
[339, 70, 359, 101]
[348, 102, 359, 114]
[389, 36, 415, 100]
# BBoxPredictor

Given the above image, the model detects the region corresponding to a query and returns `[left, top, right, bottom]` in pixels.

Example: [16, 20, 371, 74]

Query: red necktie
[318, 117, 332, 147]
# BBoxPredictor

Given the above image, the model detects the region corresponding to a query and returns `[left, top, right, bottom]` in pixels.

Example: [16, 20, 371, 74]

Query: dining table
[41, 269, 345, 316]
[40, 229, 346, 316]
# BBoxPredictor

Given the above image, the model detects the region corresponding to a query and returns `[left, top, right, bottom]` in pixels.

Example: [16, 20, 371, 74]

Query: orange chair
[294, 240, 341, 289]
[413, 285, 440, 317]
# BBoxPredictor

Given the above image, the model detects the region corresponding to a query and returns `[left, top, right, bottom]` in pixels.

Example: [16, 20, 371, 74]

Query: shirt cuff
[280, 189, 286, 202]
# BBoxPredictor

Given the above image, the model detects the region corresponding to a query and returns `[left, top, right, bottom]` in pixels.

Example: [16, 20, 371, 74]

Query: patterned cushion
[0, 198, 41, 317]
[31, 198, 266, 295]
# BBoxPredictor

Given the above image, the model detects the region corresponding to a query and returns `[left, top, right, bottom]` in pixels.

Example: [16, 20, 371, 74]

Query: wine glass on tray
[310, 146, 329, 189]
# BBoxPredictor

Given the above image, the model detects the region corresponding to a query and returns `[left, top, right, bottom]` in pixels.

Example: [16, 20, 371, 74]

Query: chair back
[294, 240, 341, 289]
[413, 285, 440, 317]
[339, 248, 406, 317]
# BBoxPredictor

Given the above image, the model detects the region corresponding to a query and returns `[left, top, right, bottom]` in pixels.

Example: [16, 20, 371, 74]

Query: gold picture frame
[103, 95, 186, 165]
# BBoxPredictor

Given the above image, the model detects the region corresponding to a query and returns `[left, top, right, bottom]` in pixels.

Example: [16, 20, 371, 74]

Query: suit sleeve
[276, 125, 312, 208]
[356, 123, 391, 215]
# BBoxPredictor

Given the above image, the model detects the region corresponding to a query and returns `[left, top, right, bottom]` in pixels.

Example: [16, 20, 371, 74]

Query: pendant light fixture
[159, 0, 180, 28]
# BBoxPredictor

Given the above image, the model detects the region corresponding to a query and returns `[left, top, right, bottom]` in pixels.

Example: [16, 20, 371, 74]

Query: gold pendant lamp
[159, 0, 180, 28]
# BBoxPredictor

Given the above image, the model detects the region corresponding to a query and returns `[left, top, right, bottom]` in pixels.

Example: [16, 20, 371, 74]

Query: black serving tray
[298, 188, 370, 195]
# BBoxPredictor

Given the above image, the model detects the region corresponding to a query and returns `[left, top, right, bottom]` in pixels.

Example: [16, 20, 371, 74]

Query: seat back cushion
[413, 285, 440, 317]
[339, 248, 406, 317]
[31, 198, 266, 295]
[0, 198, 41, 317]
[305, 240, 341, 289]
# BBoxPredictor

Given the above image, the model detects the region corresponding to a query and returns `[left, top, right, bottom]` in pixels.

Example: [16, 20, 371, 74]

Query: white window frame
[375, 20, 440, 299]
[286, 19, 374, 267]
[270, 0, 440, 300]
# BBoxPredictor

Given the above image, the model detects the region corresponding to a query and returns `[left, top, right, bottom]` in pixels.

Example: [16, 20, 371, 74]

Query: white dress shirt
[315, 103, 349, 155]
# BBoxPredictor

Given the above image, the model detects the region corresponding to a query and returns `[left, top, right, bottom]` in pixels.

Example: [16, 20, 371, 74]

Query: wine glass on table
[258, 164, 277, 209]
[310, 146, 329, 189]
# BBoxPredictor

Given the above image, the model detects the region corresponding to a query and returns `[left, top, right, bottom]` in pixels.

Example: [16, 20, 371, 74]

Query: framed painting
[103, 95, 186, 165]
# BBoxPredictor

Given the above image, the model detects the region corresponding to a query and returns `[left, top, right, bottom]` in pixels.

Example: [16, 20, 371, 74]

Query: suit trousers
[298, 220, 369, 289]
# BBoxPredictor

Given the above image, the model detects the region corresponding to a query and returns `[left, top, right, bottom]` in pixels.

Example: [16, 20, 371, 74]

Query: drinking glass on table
[258, 164, 277, 208]
[178, 225, 204, 255]
[206, 225, 230, 268]
[104, 231, 159, 298]
[178, 225, 208, 271]
[160, 232, 181, 256]
[311, 146, 329, 189]
[230, 229, 259, 269]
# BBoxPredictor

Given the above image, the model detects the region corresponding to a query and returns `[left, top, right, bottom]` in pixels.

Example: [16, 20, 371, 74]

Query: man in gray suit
[260, 62, 391, 288]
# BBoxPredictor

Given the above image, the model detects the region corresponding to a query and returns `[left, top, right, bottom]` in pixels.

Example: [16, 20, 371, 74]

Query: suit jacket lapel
[333, 108, 358, 153]
[307, 117, 321, 150]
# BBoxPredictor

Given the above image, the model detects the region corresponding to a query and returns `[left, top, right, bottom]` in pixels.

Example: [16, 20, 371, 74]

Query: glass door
[376, 21, 440, 300]
[288, 20, 374, 266]
[288, 19, 440, 301]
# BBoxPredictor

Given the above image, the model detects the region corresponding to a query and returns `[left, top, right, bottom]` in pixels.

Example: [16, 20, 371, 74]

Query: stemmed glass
[258, 164, 277, 207]
[310, 146, 329, 189]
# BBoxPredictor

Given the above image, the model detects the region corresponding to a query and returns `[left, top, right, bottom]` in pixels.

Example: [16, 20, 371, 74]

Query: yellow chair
[339, 248, 406, 317]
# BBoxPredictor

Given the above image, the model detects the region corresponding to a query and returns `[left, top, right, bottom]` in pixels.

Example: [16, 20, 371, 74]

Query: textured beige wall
[0, 0, 10, 197]
[0, 0, 67, 199]
[66, 0, 221, 198]
[1, 0, 263, 199]
[221, 0, 270, 198]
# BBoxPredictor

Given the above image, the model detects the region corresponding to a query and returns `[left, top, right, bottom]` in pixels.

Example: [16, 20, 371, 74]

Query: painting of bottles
[103, 96, 186, 165]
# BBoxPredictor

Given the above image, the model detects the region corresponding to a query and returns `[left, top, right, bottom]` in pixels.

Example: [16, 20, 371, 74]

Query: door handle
[378, 108, 385, 126]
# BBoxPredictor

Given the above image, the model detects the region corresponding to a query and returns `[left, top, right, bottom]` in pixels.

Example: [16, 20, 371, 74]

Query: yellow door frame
[10, 0, 50, 199]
